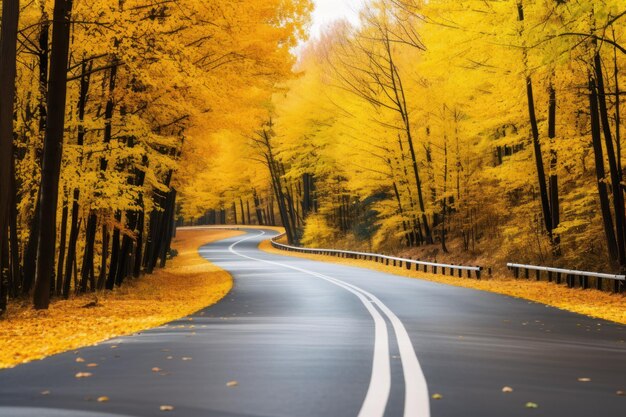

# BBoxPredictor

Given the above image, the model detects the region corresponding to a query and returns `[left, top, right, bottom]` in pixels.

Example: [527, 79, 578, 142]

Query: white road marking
[224, 230, 430, 417]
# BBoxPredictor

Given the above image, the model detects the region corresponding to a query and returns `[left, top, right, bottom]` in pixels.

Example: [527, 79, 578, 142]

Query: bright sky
[308, 0, 366, 40]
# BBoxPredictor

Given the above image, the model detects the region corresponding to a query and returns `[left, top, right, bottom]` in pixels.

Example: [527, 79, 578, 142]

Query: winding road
[1, 228, 625, 417]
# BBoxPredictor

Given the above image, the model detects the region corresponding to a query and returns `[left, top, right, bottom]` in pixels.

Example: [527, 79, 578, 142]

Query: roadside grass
[0, 229, 242, 369]
[259, 239, 626, 325]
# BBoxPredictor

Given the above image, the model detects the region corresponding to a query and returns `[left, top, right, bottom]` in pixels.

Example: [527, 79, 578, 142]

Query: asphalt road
[1, 228, 625, 417]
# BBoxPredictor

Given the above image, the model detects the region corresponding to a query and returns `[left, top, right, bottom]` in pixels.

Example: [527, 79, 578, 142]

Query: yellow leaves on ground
[226, 380, 239, 387]
[0, 229, 242, 369]
[260, 240, 626, 325]
[160, 405, 175, 412]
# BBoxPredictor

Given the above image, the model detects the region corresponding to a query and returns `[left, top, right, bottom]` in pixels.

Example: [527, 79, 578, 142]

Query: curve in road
[0, 228, 624, 417]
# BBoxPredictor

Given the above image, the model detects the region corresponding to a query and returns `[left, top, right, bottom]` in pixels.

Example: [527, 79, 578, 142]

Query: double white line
[227, 231, 430, 417]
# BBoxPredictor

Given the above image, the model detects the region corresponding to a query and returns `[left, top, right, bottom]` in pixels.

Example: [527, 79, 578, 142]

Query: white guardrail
[507, 262, 625, 292]
[271, 233, 484, 279]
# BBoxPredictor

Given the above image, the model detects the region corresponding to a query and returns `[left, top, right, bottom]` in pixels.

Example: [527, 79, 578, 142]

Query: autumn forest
[1, 0, 626, 314]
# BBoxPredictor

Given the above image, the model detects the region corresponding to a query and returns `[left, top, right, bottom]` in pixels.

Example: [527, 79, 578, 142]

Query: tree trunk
[97, 224, 109, 290]
[22, 15, 50, 294]
[158, 189, 176, 268]
[548, 84, 560, 255]
[594, 52, 626, 268]
[253, 190, 264, 225]
[133, 209, 144, 278]
[34, 0, 74, 310]
[589, 77, 618, 262]
[56, 200, 68, 295]
[105, 212, 121, 290]
[525, 77, 553, 238]
[441, 134, 449, 253]
[9, 165, 20, 297]
[0, 225, 9, 315]
[0, 0, 20, 280]
[79, 213, 97, 292]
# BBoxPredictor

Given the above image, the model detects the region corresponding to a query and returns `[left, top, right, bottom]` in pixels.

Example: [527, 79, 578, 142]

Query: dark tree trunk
[22, 197, 40, 294]
[56, 200, 68, 295]
[21, 12, 49, 294]
[63, 192, 80, 297]
[441, 139, 449, 253]
[0, 226, 9, 314]
[594, 52, 626, 268]
[385, 38, 431, 244]
[589, 77, 618, 262]
[0, 0, 20, 292]
[525, 77, 553, 238]
[392, 180, 412, 247]
[9, 165, 20, 297]
[253, 190, 264, 225]
[79, 214, 97, 292]
[105, 212, 121, 290]
[34, 0, 74, 309]
[97, 224, 109, 290]
[548, 84, 560, 254]
[133, 209, 144, 278]
[158, 189, 176, 268]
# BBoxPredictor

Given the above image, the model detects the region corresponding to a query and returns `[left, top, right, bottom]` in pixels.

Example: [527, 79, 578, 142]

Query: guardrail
[271, 233, 484, 279]
[507, 262, 625, 292]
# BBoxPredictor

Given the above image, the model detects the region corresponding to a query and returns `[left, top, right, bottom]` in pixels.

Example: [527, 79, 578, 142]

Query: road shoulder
[0, 229, 242, 369]
[258, 239, 626, 325]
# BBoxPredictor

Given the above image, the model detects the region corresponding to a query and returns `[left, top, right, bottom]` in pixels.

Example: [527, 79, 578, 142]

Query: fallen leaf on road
[525, 402, 538, 408]
[616, 390, 624, 396]
[75, 372, 92, 378]
[181, 357, 192, 361]
[577, 377, 591, 382]
[87, 363, 98, 368]
[152, 367, 162, 372]
[431, 393, 442, 400]
[160, 405, 174, 411]
[502, 386, 513, 393]
[110, 345, 118, 349]
[41, 390, 50, 395]
[226, 380, 238, 387]
[97, 396, 109, 402]
[75, 357, 85, 363]
[166, 356, 173, 360]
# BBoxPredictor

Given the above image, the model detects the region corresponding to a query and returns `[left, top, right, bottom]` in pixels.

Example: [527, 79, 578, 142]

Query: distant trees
[198, 0, 626, 281]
